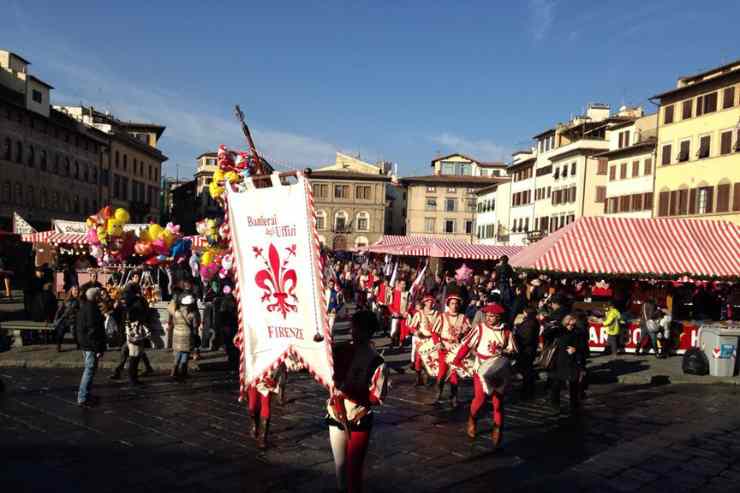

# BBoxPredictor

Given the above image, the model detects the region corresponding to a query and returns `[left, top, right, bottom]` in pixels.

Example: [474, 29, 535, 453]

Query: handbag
[533, 340, 559, 370]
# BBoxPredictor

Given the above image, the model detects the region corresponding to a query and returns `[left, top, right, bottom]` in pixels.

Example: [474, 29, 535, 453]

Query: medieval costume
[388, 280, 410, 347]
[407, 294, 440, 386]
[433, 288, 471, 406]
[453, 303, 517, 448]
[327, 312, 389, 493]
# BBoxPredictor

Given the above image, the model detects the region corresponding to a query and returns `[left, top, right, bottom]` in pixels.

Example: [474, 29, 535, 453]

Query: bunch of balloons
[208, 144, 258, 200]
[133, 222, 191, 266]
[195, 218, 231, 281]
[86, 206, 136, 265]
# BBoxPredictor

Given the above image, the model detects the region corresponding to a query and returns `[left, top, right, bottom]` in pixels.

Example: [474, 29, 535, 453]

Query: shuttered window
[644, 158, 652, 175]
[682, 99, 693, 119]
[632, 161, 639, 177]
[620, 196, 630, 212]
[733, 183, 740, 212]
[609, 166, 616, 180]
[678, 140, 690, 162]
[724, 87, 736, 109]
[678, 189, 689, 215]
[597, 159, 608, 175]
[689, 188, 697, 215]
[643, 192, 653, 210]
[717, 184, 731, 212]
[669, 190, 679, 216]
[631, 194, 643, 211]
[698, 136, 710, 159]
[721, 131, 733, 155]
[658, 191, 669, 216]
[595, 186, 606, 203]
[620, 162, 627, 179]
[664, 105, 674, 124]
[662, 144, 672, 165]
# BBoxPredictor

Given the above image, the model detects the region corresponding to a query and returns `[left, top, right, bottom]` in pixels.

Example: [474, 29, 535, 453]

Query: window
[444, 219, 455, 234]
[595, 186, 606, 203]
[426, 186, 436, 192]
[595, 159, 607, 175]
[523, 218, 529, 232]
[643, 192, 653, 210]
[32, 89, 42, 103]
[698, 135, 710, 159]
[717, 183, 731, 212]
[664, 105, 674, 124]
[693, 186, 713, 214]
[619, 196, 631, 213]
[631, 161, 639, 177]
[356, 212, 369, 231]
[658, 191, 670, 216]
[537, 165, 553, 176]
[737, 129, 740, 152]
[720, 131, 733, 155]
[424, 217, 435, 233]
[334, 185, 349, 199]
[669, 190, 679, 216]
[734, 183, 740, 212]
[678, 140, 690, 162]
[662, 144, 672, 165]
[123, 154, 127, 171]
[115, 151, 119, 168]
[355, 185, 371, 200]
[644, 158, 652, 175]
[334, 211, 348, 231]
[445, 198, 456, 212]
[425, 198, 437, 210]
[682, 99, 693, 120]
[620, 162, 627, 179]
[465, 220, 473, 235]
[609, 166, 616, 181]
[447, 187, 457, 193]
[40, 150, 47, 171]
[15, 141, 22, 163]
[698, 92, 717, 115]
[467, 198, 476, 211]
[2, 137, 10, 160]
[562, 166, 568, 178]
[27, 145, 35, 167]
[678, 189, 688, 215]
[723, 86, 736, 109]
[312, 183, 328, 199]
[316, 211, 326, 229]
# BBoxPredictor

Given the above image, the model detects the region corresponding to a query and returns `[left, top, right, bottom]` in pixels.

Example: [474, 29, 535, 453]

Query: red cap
[481, 303, 505, 314]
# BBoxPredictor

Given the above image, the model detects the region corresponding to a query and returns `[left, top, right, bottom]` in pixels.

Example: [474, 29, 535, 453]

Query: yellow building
[310, 153, 392, 250]
[652, 59, 740, 224]
[431, 153, 507, 177]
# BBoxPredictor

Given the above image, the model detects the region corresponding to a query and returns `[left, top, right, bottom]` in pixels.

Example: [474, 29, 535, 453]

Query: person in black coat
[508, 284, 529, 327]
[515, 308, 540, 400]
[543, 313, 588, 413]
[217, 286, 239, 373]
[76, 288, 106, 406]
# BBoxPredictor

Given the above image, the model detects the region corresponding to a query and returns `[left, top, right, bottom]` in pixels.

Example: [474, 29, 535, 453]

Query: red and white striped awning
[23, 231, 88, 245]
[509, 217, 740, 279]
[366, 235, 522, 260]
[187, 235, 209, 249]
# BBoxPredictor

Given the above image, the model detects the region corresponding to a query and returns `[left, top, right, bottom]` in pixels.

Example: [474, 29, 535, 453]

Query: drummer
[453, 302, 517, 448]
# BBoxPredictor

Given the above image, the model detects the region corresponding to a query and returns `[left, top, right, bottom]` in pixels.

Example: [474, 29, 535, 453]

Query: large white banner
[227, 173, 333, 390]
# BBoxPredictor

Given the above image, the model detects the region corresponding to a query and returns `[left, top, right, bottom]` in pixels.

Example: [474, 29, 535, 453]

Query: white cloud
[430, 133, 510, 162]
[528, 0, 555, 42]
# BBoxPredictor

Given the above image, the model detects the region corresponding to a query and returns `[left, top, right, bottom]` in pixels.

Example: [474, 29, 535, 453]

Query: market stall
[366, 235, 522, 259]
[510, 216, 740, 354]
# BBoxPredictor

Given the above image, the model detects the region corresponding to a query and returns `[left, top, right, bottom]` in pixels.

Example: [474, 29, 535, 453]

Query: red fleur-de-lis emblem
[254, 243, 298, 318]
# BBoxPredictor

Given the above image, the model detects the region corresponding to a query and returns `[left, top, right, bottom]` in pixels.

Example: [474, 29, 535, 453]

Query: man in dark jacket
[515, 308, 540, 400]
[77, 288, 106, 407]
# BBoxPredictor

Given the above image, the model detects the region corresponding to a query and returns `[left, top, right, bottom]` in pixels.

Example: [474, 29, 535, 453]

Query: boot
[256, 419, 269, 450]
[434, 381, 445, 403]
[170, 365, 179, 381]
[415, 370, 424, 387]
[179, 364, 188, 382]
[450, 384, 459, 408]
[491, 425, 502, 449]
[56, 343, 62, 353]
[109, 368, 122, 380]
[250, 414, 259, 439]
[466, 415, 477, 439]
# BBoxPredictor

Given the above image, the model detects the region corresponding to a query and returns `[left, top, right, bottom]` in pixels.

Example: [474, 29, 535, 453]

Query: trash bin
[698, 324, 740, 377]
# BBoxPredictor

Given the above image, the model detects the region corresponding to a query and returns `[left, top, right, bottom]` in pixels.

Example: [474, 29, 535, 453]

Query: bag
[646, 319, 659, 333]
[682, 348, 709, 375]
[533, 340, 559, 370]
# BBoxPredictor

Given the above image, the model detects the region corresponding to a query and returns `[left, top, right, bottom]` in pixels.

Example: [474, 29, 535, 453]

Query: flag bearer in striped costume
[433, 288, 471, 407]
[407, 293, 441, 386]
[453, 303, 518, 449]
[388, 278, 410, 347]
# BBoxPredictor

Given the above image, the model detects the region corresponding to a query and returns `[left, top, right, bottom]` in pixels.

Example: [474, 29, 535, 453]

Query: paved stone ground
[2, 361, 740, 492]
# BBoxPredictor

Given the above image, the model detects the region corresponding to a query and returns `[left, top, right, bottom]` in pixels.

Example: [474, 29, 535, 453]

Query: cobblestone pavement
[2, 358, 740, 493]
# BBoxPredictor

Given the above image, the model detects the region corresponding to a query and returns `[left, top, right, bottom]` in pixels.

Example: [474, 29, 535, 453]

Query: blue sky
[4, 1, 739, 177]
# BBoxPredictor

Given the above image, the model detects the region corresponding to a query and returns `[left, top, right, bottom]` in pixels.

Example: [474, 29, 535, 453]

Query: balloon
[201, 250, 214, 266]
[134, 241, 153, 256]
[166, 222, 181, 236]
[114, 208, 130, 223]
[107, 218, 123, 237]
[148, 224, 164, 240]
[189, 253, 200, 279]
[195, 220, 207, 236]
[151, 238, 169, 256]
[138, 229, 151, 242]
[224, 171, 239, 184]
[86, 228, 100, 245]
[96, 226, 107, 244]
[90, 245, 102, 259]
[221, 254, 233, 271]
[171, 239, 191, 259]
[101, 206, 113, 220]
[161, 229, 175, 247]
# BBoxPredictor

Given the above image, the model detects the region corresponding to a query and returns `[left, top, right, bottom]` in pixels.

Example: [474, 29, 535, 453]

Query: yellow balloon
[201, 251, 214, 266]
[107, 218, 123, 237]
[114, 208, 130, 223]
[224, 171, 239, 184]
[161, 229, 175, 246]
[209, 180, 224, 200]
[213, 168, 225, 182]
[148, 223, 164, 239]
[138, 229, 150, 242]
